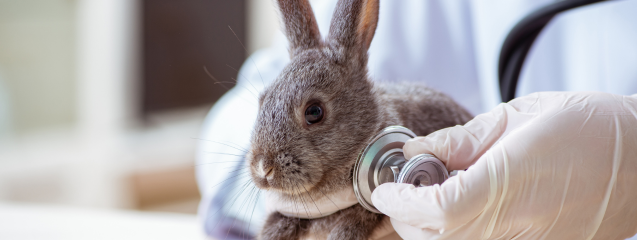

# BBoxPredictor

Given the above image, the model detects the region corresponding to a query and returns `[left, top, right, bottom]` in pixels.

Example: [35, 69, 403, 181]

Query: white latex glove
[371, 92, 637, 240]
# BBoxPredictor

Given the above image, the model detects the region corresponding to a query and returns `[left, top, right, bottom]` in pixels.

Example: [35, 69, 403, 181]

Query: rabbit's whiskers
[226, 64, 260, 94]
[289, 179, 321, 240]
[196, 138, 263, 239]
[226, 183, 258, 240]
[203, 66, 259, 106]
[206, 169, 250, 191]
[315, 184, 344, 216]
[299, 183, 323, 217]
[203, 151, 246, 157]
[216, 179, 251, 237]
[192, 137, 251, 153]
[245, 188, 261, 238]
[228, 26, 265, 87]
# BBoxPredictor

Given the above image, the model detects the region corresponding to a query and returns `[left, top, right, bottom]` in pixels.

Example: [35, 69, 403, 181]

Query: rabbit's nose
[257, 159, 274, 178]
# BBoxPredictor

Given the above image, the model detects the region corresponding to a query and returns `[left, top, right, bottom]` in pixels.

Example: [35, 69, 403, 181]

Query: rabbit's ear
[277, 0, 322, 57]
[326, 0, 379, 61]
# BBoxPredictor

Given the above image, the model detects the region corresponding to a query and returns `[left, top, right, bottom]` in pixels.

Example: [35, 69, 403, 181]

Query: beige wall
[0, 0, 280, 211]
[247, 0, 281, 54]
[0, 0, 279, 136]
[0, 0, 77, 135]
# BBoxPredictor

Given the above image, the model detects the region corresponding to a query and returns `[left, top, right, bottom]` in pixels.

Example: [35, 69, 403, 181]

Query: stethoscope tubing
[498, 0, 612, 102]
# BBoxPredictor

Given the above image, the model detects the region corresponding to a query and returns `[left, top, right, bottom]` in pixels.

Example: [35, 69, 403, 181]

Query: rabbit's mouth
[250, 160, 273, 189]
[250, 162, 322, 195]
[249, 150, 324, 194]
[251, 168, 320, 195]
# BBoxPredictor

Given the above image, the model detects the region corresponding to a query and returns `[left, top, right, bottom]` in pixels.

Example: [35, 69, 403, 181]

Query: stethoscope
[353, 0, 612, 214]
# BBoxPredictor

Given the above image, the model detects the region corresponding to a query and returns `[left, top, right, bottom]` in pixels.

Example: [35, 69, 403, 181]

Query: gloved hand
[371, 92, 637, 240]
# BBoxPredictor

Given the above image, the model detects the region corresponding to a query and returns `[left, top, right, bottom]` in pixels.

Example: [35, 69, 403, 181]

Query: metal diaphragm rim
[353, 126, 416, 214]
[397, 154, 449, 187]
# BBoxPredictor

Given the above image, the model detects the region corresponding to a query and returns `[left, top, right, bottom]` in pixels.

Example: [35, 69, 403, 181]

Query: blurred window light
[0, 0, 76, 136]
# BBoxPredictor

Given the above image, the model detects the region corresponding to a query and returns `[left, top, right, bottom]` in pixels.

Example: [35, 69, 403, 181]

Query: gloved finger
[403, 127, 479, 171]
[390, 218, 442, 240]
[403, 94, 538, 171]
[371, 156, 491, 231]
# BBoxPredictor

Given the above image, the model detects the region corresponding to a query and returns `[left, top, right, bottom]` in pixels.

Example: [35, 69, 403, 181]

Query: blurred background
[3, 0, 636, 239]
[0, 0, 280, 235]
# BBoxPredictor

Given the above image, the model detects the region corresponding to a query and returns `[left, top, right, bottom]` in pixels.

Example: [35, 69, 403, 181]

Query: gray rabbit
[248, 0, 473, 239]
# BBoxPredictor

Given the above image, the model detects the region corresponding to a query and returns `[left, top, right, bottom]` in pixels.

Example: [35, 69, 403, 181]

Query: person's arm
[372, 92, 637, 239]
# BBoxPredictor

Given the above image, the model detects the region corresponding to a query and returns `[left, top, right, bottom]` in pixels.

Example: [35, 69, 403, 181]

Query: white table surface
[0, 202, 208, 240]
[1, 202, 635, 240]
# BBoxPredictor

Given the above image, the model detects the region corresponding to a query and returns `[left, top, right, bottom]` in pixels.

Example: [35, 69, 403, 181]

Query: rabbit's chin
[269, 184, 317, 196]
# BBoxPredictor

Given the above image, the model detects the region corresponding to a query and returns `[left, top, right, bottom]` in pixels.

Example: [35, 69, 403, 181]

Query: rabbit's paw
[326, 205, 384, 240]
[259, 212, 308, 240]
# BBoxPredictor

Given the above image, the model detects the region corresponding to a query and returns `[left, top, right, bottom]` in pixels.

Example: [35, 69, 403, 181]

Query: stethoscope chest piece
[397, 154, 449, 188]
[353, 126, 450, 214]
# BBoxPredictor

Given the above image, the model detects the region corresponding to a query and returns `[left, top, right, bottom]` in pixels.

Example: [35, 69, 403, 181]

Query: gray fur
[249, 0, 473, 239]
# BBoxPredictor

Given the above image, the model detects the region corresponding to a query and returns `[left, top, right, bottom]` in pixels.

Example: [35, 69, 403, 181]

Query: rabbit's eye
[305, 105, 323, 124]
